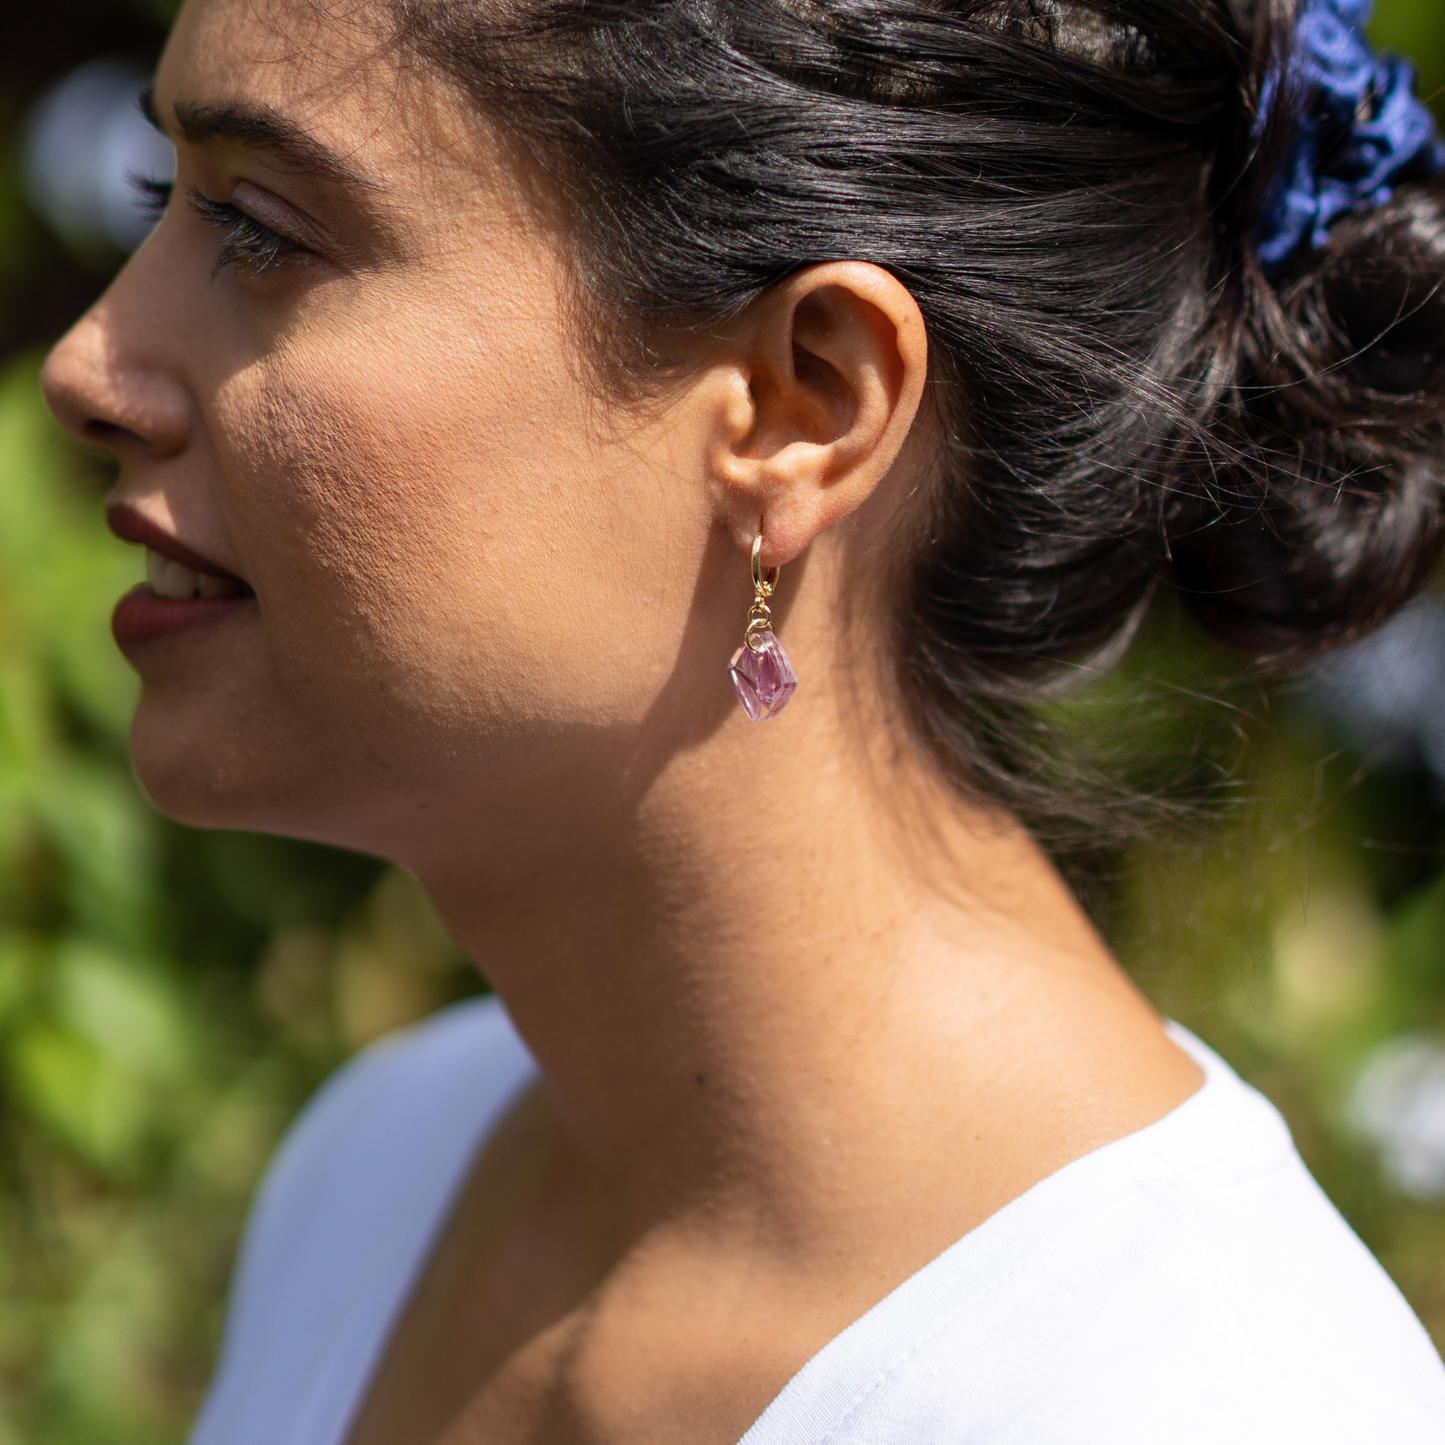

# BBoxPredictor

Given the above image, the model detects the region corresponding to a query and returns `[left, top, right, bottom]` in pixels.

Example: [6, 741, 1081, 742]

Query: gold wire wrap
[744, 528, 781, 653]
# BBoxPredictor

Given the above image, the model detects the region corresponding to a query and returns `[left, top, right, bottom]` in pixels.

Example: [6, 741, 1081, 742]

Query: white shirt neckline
[195, 1002, 1445, 1445]
[339, 1019, 1238, 1445]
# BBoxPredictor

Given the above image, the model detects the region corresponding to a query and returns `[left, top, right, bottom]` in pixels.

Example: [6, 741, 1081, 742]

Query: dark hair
[393, 0, 1445, 834]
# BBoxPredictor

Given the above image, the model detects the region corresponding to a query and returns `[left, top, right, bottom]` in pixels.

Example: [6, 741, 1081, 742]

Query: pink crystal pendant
[728, 628, 797, 722]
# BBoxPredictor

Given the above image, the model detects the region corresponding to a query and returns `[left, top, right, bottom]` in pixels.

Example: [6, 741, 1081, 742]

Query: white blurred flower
[24, 58, 174, 255]
[1350, 1034, 1445, 1200]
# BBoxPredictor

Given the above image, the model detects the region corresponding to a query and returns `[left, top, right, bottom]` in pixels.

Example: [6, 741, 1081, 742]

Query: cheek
[206, 300, 706, 760]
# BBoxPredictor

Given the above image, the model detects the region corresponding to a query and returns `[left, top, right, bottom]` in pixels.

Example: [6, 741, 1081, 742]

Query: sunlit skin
[41, 0, 1203, 1441]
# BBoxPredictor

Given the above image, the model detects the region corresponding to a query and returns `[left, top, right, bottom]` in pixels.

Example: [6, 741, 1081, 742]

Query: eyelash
[131, 175, 173, 221]
[128, 176, 305, 276]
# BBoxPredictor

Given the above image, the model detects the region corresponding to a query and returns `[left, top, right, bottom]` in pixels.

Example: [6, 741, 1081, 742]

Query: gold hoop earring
[727, 527, 797, 722]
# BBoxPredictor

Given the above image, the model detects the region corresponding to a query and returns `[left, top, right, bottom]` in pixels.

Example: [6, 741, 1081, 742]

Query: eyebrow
[141, 88, 372, 187]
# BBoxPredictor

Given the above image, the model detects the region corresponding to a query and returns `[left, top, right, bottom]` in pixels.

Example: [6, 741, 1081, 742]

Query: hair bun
[1169, 174, 1445, 658]
[1318, 183, 1445, 400]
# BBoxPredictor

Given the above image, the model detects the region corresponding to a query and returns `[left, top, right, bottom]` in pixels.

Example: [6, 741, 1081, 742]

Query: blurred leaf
[55, 941, 186, 1079]
[37, 759, 156, 950]
[9, 1021, 147, 1169]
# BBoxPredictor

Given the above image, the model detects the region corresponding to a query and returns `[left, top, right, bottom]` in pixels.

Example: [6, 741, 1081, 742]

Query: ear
[708, 261, 928, 568]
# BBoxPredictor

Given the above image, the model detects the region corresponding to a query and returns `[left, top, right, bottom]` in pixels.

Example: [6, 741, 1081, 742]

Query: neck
[410, 659, 1187, 1242]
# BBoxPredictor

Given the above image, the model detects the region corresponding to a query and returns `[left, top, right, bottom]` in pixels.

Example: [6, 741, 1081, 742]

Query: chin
[125, 685, 439, 861]
[131, 729, 271, 833]
[127, 691, 324, 838]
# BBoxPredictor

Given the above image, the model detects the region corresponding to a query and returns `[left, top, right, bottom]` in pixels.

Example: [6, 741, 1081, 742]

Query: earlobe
[712, 261, 928, 568]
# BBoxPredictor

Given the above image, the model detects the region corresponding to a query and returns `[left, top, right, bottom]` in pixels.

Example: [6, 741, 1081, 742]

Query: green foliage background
[0, 1, 1444, 1439]
[0, 361, 481, 1442]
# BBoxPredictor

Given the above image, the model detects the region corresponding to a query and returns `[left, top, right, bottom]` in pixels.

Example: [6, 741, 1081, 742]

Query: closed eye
[125, 174, 309, 277]
[189, 184, 307, 274]
[187, 186, 307, 276]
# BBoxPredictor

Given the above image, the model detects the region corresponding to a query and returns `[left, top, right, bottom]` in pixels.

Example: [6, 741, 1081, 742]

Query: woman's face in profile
[41, 0, 732, 860]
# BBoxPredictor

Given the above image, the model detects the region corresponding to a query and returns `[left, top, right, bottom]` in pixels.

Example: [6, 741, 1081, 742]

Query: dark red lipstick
[107, 503, 255, 652]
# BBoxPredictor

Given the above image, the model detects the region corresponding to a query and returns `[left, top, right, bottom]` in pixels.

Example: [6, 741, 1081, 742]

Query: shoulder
[191, 996, 536, 1445]
[996, 1133, 1445, 1442]
[988, 1032, 1445, 1441]
[1127, 1028, 1445, 1437]
[748, 1028, 1445, 1445]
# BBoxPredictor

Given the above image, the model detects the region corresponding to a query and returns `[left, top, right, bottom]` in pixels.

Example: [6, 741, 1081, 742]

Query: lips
[107, 504, 256, 652]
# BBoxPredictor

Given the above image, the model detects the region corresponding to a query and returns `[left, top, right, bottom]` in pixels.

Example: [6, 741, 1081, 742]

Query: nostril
[41, 326, 191, 457]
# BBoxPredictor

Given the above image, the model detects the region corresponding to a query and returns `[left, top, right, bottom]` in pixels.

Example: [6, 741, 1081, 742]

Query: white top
[189, 997, 1445, 1445]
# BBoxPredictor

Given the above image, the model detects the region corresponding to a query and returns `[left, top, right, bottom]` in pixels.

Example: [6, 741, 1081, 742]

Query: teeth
[146, 549, 245, 600]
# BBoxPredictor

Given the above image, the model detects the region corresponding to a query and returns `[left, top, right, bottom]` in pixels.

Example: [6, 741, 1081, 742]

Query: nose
[41, 270, 191, 460]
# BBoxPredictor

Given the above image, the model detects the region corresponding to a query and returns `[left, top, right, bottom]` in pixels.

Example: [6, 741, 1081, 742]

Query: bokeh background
[3, 0, 1445, 1439]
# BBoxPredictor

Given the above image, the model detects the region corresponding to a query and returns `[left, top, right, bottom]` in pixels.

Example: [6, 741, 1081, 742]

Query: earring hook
[751, 528, 780, 597]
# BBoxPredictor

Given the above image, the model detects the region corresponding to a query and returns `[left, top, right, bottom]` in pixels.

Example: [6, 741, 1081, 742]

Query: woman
[38, 0, 1445, 1438]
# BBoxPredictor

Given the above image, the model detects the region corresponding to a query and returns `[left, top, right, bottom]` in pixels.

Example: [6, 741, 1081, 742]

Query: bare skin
[40, 1, 1203, 1442]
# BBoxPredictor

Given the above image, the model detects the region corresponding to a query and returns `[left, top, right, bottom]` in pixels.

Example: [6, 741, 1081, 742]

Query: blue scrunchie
[1254, 0, 1445, 275]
